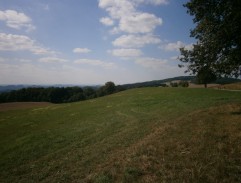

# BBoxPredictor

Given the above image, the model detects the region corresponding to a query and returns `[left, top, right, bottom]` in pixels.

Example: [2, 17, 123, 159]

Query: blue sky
[0, 0, 194, 85]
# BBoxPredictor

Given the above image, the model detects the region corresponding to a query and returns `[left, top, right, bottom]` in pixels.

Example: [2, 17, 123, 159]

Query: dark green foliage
[97, 81, 117, 97]
[170, 82, 178, 87]
[170, 81, 189, 87]
[0, 82, 119, 104]
[180, 0, 241, 78]
[83, 87, 96, 99]
[104, 81, 116, 95]
[215, 77, 241, 84]
[196, 67, 217, 88]
[178, 81, 189, 87]
[0, 87, 92, 104]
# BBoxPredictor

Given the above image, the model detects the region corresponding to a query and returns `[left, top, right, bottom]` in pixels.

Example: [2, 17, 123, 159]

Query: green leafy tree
[178, 81, 189, 87]
[104, 81, 116, 95]
[83, 87, 96, 99]
[196, 66, 217, 88]
[179, 0, 241, 78]
[170, 82, 178, 87]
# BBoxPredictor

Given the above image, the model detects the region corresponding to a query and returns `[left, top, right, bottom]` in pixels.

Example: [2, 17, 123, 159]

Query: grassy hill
[120, 76, 241, 89]
[0, 88, 241, 182]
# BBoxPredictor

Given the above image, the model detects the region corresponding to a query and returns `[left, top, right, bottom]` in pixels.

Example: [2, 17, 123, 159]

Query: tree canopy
[179, 0, 241, 78]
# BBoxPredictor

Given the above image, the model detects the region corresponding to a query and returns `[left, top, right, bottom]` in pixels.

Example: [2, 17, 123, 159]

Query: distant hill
[0, 84, 100, 93]
[0, 76, 240, 93]
[0, 85, 30, 93]
[215, 77, 241, 84]
[121, 76, 195, 89]
[121, 76, 241, 89]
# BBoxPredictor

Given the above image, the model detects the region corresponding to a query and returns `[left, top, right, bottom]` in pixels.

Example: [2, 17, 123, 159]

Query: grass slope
[0, 88, 241, 182]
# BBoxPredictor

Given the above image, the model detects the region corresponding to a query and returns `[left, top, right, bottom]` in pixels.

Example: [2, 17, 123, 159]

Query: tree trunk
[204, 83, 207, 88]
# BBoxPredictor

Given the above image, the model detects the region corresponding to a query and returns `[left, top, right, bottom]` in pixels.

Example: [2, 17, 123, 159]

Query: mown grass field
[0, 88, 241, 182]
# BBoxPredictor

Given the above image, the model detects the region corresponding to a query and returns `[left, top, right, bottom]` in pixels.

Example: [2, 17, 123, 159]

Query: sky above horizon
[0, 0, 194, 85]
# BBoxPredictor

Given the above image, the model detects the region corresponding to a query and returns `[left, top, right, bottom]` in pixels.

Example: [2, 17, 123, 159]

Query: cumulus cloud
[0, 10, 35, 31]
[133, 0, 169, 5]
[135, 57, 167, 70]
[160, 41, 193, 52]
[100, 17, 114, 26]
[74, 59, 116, 69]
[110, 48, 142, 57]
[38, 57, 68, 63]
[113, 34, 160, 48]
[183, 43, 194, 51]
[99, 0, 135, 19]
[0, 33, 55, 55]
[98, 0, 163, 34]
[73, 48, 91, 53]
[119, 13, 162, 34]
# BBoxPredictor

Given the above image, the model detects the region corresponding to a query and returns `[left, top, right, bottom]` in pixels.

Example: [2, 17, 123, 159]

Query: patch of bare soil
[0, 102, 52, 111]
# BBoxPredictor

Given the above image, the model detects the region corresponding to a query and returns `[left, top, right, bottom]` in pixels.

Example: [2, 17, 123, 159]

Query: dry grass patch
[217, 82, 241, 90]
[91, 103, 241, 183]
[0, 102, 52, 111]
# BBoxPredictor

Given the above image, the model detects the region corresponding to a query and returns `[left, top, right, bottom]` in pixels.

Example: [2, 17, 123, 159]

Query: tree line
[0, 82, 124, 104]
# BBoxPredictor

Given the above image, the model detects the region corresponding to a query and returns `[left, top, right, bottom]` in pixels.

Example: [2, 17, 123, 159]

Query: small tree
[97, 81, 116, 97]
[170, 82, 178, 87]
[104, 81, 116, 95]
[178, 81, 189, 87]
[196, 67, 216, 88]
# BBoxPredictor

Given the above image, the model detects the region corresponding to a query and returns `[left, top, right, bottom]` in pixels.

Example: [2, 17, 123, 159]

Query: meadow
[0, 87, 241, 182]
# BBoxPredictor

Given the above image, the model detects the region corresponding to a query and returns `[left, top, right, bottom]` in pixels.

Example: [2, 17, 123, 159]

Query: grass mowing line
[91, 102, 241, 182]
[0, 88, 241, 182]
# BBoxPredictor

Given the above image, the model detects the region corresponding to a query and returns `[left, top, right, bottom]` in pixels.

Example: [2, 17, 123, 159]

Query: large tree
[179, 0, 241, 78]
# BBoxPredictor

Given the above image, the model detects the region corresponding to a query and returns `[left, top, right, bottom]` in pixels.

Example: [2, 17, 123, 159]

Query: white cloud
[99, 0, 135, 20]
[73, 48, 91, 53]
[135, 57, 167, 70]
[0, 57, 32, 63]
[110, 48, 142, 57]
[119, 13, 162, 34]
[0, 62, 97, 85]
[0, 10, 35, 31]
[38, 57, 68, 63]
[99, 0, 163, 34]
[170, 56, 178, 60]
[161, 41, 184, 51]
[74, 59, 116, 69]
[133, 0, 169, 5]
[100, 17, 114, 26]
[133, 56, 186, 78]
[160, 41, 194, 52]
[184, 43, 194, 51]
[110, 27, 121, 34]
[0, 33, 55, 55]
[113, 34, 160, 48]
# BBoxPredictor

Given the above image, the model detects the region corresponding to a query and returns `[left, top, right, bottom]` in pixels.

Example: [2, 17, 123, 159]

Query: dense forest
[0, 82, 125, 104]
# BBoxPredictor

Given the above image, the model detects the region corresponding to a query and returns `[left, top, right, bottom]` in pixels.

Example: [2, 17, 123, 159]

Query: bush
[170, 82, 178, 87]
[178, 81, 189, 87]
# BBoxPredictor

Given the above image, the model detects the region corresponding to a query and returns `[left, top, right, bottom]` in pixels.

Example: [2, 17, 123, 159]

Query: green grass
[0, 88, 241, 182]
